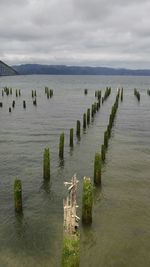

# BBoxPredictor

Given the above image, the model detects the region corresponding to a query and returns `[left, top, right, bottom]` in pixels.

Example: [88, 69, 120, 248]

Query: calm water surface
[0, 75, 150, 267]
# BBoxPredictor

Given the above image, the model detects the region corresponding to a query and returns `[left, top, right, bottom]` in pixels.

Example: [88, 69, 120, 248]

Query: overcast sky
[0, 0, 150, 68]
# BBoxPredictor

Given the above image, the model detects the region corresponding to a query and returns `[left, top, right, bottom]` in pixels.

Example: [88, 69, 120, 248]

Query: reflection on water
[0, 75, 150, 266]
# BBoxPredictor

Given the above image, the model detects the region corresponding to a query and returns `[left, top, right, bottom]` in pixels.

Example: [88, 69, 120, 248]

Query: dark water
[0, 75, 150, 267]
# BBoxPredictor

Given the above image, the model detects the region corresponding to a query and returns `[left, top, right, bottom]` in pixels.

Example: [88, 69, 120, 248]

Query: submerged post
[59, 133, 64, 158]
[43, 147, 50, 180]
[82, 177, 93, 224]
[14, 179, 22, 213]
[94, 153, 101, 186]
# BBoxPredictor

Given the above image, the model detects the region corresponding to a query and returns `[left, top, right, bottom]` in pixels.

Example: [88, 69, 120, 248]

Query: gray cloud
[0, 0, 150, 68]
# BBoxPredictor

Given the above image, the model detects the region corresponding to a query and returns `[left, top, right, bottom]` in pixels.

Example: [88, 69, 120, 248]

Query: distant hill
[12, 64, 150, 76]
[0, 60, 18, 76]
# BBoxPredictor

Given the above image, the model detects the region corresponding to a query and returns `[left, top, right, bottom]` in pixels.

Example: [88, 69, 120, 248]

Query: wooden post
[59, 133, 64, 158]
[101, 144, 105, 162]
[82, 177, 93, 224]
[83, 113, 86, 129]
[104, 131, 108, 149]
[23, 100, 26, 109]
[76, 120, 80, 138]
[70, 128, 74, 147]
[14, 179, 22, 212]
[94, 153, 101, 185]
[62, 175, 80, 266]
[43, 147, 50, 180]
[12, 100, 15, 108]
[87, 108, 90, 124]
[84, 89, 88, 95]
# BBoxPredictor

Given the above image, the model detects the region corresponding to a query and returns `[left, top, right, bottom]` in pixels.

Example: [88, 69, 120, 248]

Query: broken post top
[63, 174, 80, 235]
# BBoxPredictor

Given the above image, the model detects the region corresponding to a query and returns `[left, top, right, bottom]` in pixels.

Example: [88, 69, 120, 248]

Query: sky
[0, 0, 150, 68]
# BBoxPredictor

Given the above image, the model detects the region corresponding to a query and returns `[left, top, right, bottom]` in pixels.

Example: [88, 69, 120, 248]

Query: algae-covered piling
[83, 113, 86, 129]
[14, 179, 22, 213]
[94, 153, 101, 186]
[62, 234, 80, 267]
[43, 147, 50, 180]
[76, 120, 81, 138]
[70, 128, 74, 148]
[82, 177, 93, 224]
[59, 133, 65, 158]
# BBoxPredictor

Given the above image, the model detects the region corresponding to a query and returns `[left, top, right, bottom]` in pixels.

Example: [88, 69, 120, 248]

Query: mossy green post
[94, 153, 101, 186]
[16, 89, 18, 97]
[43, 147, 50, 180]
[87, 108, 90, 124]
[32, 90, 34, 98]
[70, 128, 74, 148]
[59, 133, 64, 158]
[19, 89, 21, 96]
[2, 90, 4, 97]
[82, 177, 93, 224]
[104, 131, 108, 148]
[14, 179, 22, 213]
[45, 86, 48, 94]
[83, 113, 86, 129]
[101, 144, 105, 162]
[62, 234, 80, 267]
[76, 120, 80, 138]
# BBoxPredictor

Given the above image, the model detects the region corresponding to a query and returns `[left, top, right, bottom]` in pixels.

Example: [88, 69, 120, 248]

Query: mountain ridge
[12, 63, 150, 76]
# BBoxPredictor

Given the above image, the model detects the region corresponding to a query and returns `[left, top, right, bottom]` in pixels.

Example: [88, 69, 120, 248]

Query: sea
[0, 75, 150, 267]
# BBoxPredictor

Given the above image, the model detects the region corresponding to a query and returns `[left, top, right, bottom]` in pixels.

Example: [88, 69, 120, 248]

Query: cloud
[0, 0, 150, 68]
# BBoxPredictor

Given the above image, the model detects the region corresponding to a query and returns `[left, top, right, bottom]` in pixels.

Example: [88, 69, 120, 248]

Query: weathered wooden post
[84, 89, 88, 95]
[104, 131, 108, 149]
[70, 128, 74, 148]
[33, 98, 37, 106]
[83, 113, 86, 129]
[14, 179, 22, 213]
[76, 120, 80, 139]
[23, 100, 26, 109]
[82, 176, 93, 224]
[101, 144, 105, 162]
[91, 104, 94, 118]
[0, 102, 3, 108]
[12, 100, 15, 108]
[43, 147, 50, 180]
[121, 88, 123, 101]
[94, 153, 101, 185]
[62, 174, 80, 267]
[16, 89, 18, 97]
[59, 133, 64, 158]
[50, 89, 53, 98]
[19, 89, 21, 96]
[87, 108, 90, 124]
[32, 90, 34, 98]
[9, 107, 11, 113]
